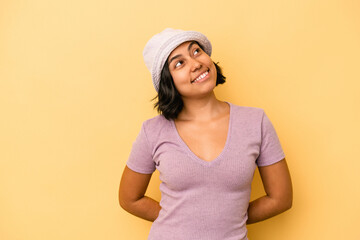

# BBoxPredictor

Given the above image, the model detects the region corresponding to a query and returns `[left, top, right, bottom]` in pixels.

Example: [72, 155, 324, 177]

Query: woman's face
[167, 41, 217, 98]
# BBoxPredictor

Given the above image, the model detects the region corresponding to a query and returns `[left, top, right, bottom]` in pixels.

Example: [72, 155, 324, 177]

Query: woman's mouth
[191, 70, 209, 84]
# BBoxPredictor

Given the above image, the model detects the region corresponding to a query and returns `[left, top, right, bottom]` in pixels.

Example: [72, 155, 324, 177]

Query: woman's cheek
[173, 72, 187, 85]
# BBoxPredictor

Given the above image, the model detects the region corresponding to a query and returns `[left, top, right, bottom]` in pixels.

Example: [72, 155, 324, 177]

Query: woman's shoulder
[228, 102, 267, 130]
[228, 102, 265, 117]
[141, 114, 172, 133]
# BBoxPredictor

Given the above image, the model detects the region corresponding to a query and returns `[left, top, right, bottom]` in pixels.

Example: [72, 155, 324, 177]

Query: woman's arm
[119, 166, 161, 222]
[247, 158, 293, 224]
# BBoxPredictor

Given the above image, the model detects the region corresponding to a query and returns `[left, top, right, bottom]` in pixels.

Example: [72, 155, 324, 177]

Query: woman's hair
[153, 43, 226, 120]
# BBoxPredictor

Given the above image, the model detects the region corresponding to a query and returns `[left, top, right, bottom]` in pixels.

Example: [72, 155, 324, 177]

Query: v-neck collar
[170, 102, 233, 166]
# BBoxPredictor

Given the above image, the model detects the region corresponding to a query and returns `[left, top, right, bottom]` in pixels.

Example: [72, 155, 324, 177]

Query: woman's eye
[194, 48, 201, 55]
[175, 61, 183, 68]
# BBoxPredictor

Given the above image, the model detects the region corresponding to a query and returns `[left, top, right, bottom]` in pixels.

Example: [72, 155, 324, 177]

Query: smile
[191, 70, 209, 84]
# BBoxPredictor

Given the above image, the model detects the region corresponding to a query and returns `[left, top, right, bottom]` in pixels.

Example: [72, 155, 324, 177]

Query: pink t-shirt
[126, 102, 285, 240]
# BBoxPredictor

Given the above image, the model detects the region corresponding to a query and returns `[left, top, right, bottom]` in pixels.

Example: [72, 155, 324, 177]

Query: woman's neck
[177, 92, 228, 121]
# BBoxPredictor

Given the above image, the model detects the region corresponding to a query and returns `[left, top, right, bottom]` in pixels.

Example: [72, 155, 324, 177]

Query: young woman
[119, 28, 292, 240]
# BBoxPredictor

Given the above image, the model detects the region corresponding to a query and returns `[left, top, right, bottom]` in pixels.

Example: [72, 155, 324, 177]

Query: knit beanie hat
[143, 28, 212, 92]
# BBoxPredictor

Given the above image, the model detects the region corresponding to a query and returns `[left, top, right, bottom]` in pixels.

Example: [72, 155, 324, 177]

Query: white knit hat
[143, 28, 212, 92]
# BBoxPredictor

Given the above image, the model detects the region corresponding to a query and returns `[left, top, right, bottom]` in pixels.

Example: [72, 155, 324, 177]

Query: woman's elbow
[118, 191, 132, 211]
[118, 192, 126, 209]
[279, 193, 293, 212]
[119, 196, 135, 213]
[283, 197, 292, 211]
[119, 197, 126, 210]
[271, 191, 293, 214]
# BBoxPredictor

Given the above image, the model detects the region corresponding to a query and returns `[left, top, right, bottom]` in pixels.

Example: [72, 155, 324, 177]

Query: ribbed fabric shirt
[126, 102, 285, 240]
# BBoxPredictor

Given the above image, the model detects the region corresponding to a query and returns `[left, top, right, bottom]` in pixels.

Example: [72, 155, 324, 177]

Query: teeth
[193, 71, 208, 83]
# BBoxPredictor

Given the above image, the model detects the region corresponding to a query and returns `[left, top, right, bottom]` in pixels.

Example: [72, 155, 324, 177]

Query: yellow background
[1, 0, 359, 239]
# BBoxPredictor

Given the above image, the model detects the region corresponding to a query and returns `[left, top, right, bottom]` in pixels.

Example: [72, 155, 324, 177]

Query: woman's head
[155, 42, 226, 120]
[143, 28, 226, 119]
[167, 41, 217, 98]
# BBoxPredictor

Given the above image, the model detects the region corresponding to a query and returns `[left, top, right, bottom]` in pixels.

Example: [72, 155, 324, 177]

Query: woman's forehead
[168, 41, 198, 58]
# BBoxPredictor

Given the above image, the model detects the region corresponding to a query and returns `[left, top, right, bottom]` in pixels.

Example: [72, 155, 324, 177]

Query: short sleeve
[256, 111, 285, 167]
[126, 123, 156, 174]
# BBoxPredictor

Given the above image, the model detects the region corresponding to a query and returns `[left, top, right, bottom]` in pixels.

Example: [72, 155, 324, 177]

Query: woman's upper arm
[258, 158, 293, 209]
[119, 166, 153, 207]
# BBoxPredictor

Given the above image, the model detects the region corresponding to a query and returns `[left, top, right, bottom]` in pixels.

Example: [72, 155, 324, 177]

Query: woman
[119, 28, 292, 240]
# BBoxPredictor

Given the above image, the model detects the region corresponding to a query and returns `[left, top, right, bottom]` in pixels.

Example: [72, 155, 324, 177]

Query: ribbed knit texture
[127, 102, 285, 240]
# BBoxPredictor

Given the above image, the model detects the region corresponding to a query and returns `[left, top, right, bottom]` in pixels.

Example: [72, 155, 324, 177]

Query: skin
[119, 41, 293, 224]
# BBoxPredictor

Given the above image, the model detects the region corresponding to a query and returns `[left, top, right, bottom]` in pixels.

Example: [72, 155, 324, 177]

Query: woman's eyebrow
[168, 54, 181, 65]
[168, 41, 198, 65]
[187, 41, 197, 52]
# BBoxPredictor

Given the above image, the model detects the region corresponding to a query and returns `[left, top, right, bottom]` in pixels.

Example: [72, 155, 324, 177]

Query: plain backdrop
[1, 0, 359, 239]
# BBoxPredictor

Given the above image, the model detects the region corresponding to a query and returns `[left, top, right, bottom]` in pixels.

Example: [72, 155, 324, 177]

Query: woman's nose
[190, 59, 202, 71]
